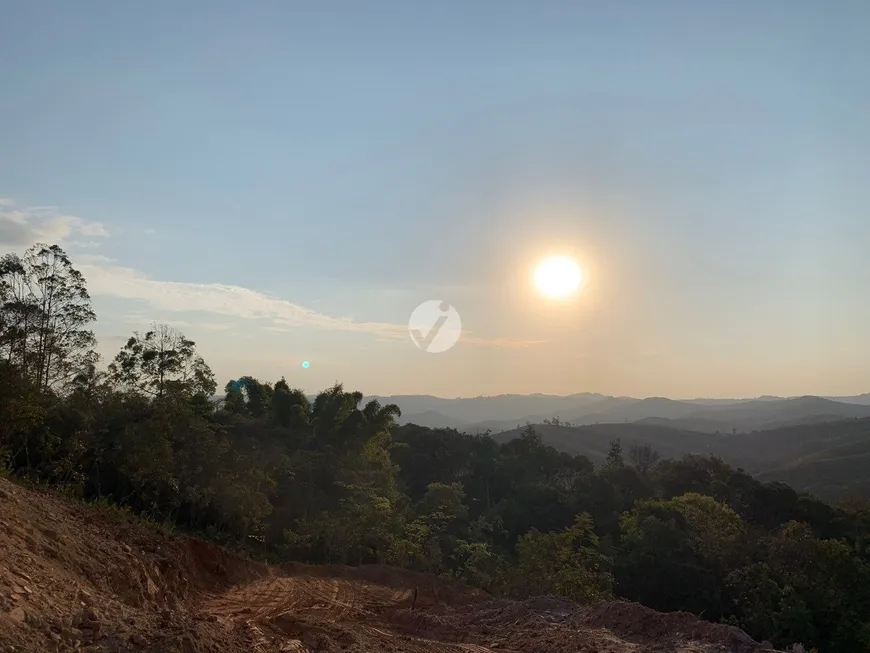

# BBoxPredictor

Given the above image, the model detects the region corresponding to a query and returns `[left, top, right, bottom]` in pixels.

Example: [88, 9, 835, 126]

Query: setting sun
[533, 256, 583, 299]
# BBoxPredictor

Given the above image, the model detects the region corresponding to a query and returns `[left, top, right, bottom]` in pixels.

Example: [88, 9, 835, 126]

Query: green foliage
[616, 500, 721, 614]
[0, 244, 97, 393]
[449, 539, 503, 589]
[511, 513, 613, 603]
[605, 438, 623, 468]
[628, 442, 661, 474]
[669, 492, 745, 567]
[109, 322, 216, 399]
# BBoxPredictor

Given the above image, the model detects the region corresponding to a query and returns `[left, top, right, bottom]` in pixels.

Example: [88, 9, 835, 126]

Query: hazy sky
[2, 1, 869, 398]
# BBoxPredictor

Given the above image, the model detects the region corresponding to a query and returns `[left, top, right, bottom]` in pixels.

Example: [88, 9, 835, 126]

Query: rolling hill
[755, 439, 870, 499]
[491, 416, 870, 500]
[396, 410, 466, 429]
[490, 422, 719, 464]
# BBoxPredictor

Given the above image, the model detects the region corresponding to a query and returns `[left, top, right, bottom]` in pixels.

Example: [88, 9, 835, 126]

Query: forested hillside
[491, 419, 870, 500]
[3, 243, 870, 652]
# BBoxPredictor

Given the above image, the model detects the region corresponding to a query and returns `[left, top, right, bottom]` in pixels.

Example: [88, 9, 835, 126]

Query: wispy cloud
[81, 261, 408, 337]
[78, 260, 540, 349]
[0, 199, 109, 251]
[117, 313, 237, 333]
[199, 322, 237, 332]
[76, 253, 118, 265]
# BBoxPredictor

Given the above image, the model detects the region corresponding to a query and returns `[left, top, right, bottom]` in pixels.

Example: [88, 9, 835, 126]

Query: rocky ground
[0, 476, 781, 653]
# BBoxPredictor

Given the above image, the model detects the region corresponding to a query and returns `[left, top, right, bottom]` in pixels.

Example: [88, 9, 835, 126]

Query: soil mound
[578, 601, 765, 651]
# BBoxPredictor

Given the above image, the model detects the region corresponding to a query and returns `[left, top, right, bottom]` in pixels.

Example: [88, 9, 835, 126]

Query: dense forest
[2, 243, 870, 653]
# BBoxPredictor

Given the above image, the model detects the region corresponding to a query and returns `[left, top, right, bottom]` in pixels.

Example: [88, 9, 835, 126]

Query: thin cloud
[80, 261, 411, 339]
[76, 253, 118, 265]
[0, 199, 109, 251]
[461, 335, 547, 349]
[74, 219, 109, 237]
[199, 323, 236, 332]
[77, 260, 539, 349]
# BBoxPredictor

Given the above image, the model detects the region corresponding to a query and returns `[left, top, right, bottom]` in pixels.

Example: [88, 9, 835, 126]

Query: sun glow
[533, 256, 583, 299]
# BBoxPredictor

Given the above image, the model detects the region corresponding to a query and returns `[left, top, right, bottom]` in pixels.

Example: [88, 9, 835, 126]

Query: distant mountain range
[368, 392, 870, 434]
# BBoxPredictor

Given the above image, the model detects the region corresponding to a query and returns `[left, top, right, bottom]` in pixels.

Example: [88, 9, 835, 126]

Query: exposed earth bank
[0, 477, 781, 653]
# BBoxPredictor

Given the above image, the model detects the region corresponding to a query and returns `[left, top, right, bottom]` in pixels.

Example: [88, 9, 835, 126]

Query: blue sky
[1, 1, 869, 398]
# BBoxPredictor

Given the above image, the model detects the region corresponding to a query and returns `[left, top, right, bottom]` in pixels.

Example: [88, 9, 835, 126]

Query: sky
[1, 1, 869, 399]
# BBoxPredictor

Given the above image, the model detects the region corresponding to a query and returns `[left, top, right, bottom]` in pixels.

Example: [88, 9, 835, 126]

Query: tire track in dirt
[207, 576, 413, 621]
[354, 625, 506, 653]
[204, 572, 499, 653]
